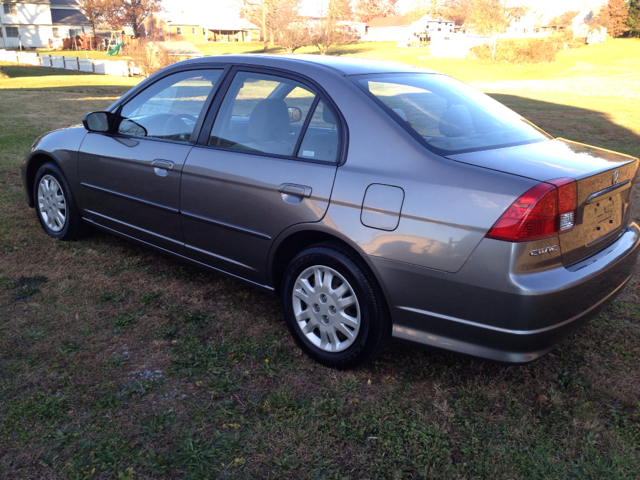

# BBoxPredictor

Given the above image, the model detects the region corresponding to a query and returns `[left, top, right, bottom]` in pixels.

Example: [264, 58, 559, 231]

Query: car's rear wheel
[281, 243, 391, 369]
[34, 162, 83, 240]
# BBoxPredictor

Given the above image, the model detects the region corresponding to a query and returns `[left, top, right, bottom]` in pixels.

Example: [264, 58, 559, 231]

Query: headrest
[248, 99, 290, 142]
[439, 105, 474, 137]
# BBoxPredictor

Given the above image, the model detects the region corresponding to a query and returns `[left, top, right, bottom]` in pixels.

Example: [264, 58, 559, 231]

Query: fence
[0, 49, 132, 76]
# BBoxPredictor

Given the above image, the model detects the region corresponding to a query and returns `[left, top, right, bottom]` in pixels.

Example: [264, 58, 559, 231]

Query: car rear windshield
[355, 73, 551, 155]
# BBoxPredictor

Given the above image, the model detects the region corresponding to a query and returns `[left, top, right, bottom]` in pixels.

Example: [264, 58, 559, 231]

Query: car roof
[180, 54, 440, 76]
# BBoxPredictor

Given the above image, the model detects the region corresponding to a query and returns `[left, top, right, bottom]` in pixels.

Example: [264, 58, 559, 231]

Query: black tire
[33, 162, 83, 240]
[281, 242, 391, 369]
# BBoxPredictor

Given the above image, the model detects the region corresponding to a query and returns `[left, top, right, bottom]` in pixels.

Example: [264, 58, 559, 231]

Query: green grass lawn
[1, 40, 639, 479]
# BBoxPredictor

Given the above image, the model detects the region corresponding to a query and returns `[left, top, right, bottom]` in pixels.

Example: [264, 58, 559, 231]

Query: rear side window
[208, 71, 341, 163]
[356, 73, 550, 155]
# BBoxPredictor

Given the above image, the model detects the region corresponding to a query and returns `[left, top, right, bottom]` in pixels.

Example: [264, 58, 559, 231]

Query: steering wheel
[162, 114, 198, 141]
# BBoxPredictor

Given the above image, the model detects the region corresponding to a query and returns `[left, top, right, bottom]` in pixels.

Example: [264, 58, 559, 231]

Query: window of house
[139, 26, 145, 36]
[192, 27, 197, 35]
[176, 26, 182, 35]
[158, 27, 163, 36]
[6, 26, 19, 37]
[3, 4, 18, 14]
[69, 29, 78, 37]
[52, 27, 59, 38]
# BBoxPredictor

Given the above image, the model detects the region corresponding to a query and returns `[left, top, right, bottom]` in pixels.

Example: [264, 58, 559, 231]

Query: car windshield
[355, 73, 551, 155]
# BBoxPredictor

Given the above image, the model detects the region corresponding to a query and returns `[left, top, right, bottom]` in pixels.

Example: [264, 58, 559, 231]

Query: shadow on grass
[490, 93, 640, 158]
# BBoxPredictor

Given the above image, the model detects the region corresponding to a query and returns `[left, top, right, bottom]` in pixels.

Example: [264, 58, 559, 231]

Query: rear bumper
[370, 222, 640, 363]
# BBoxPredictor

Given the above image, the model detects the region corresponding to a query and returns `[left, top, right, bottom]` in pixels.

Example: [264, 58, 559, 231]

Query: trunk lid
[448, 138, 639, 266]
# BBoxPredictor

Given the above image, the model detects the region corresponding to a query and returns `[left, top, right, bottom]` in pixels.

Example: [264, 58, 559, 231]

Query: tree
[405, 0, 441, 22]
[78, 0, 107, 37]
[440, 0, 471, 27]
[548, 10, 580, 26]
[466, 0, 509, 60]
[628, 0, 640, 37]
[605, 0, 629, 36]
[329, 0, 353, 20]
[104, 0, 163, 33]
[354, 0, 399, 24]
[239, 0, 302, 52]
[271, 0, 310, 53]
[311, 0, 358, 54]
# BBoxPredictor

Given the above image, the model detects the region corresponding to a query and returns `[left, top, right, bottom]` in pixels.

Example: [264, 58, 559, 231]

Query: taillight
[487, 178, 577, 242]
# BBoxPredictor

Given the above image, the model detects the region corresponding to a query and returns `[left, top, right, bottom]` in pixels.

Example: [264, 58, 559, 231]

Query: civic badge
[613, 170, 619, 185]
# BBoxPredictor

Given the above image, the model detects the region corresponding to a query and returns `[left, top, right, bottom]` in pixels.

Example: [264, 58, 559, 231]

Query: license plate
[584, 193, 622, 246]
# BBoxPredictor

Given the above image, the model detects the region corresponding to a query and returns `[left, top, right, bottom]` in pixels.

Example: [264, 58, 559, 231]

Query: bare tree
[239, 0, 302, 52]
[272, 1, 311, 53]
[311, 0, 358, 55]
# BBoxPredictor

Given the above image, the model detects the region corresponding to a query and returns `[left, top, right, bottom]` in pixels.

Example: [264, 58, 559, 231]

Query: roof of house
[367, 15, 412, 28]
[204, 17, 259, 31]
[51, 8, 91, 26]
[49, 0, 81, 6]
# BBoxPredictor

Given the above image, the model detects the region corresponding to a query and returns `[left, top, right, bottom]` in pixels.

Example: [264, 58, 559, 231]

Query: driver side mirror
[82, 111, 113, 133]
[288, 107, 302, 123]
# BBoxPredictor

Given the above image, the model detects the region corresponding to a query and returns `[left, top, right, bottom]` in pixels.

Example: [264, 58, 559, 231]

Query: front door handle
[151, 159, 174, 177]
[278, 183, 312, 198]
[152, 159, 174, 170]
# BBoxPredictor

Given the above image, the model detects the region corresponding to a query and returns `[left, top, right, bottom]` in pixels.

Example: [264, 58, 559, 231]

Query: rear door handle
[278, 183, 312, 198]
[152, 159, 174, 170]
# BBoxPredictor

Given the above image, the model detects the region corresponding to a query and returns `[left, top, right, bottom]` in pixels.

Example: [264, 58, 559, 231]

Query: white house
[0, 0, 91, 49]
[364, 14, 454, 43]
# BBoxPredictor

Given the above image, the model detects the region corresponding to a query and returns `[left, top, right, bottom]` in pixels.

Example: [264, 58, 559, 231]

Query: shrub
[470, 38, 559, 63]
[126, 40, 179, 76]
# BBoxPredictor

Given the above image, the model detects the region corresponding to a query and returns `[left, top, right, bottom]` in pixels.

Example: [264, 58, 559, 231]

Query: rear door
[180, 69, 343, 284]
[78, 68, 224, 250]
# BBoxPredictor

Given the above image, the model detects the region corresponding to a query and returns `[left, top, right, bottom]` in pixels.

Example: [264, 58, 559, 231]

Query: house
[0, 0, 91, 49]
[572, 7, 607, 44]
[364, 15, 414, 42]
[364, 14, 454, 43]
[138, 12, 208, 41]
[203, 17, 259, 42]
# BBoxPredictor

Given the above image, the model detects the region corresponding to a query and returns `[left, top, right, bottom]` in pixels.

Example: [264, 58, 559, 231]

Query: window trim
[5, 26, 19, 38]
[196, 65, 349, 166]
[109, 66, 229, 146]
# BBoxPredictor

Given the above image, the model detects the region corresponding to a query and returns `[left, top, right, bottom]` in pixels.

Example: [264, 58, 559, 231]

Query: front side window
[118, 69, 223, 142]
[192, 27, 197, 35]
[356, 73, 550, 155]
[4, 3, 17, 14]
[209, 72, 322, 158]
[52, 27, 59, 38]
[6, 26, 18, 37]
[176, 26, 182, 35]
[158, 27, 163, 36]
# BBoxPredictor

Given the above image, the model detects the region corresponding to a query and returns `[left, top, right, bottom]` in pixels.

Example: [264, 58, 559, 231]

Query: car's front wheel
[281, 243, 391, 369]
[34, 162, 83, 240]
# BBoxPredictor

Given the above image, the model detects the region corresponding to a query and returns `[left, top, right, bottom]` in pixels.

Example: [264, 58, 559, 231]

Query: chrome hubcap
[37, 175, 66, 232]
[292, 265, 360, 353]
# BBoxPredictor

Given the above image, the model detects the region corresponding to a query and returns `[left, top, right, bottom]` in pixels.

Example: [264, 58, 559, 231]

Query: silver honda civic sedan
[22, 55, 640, 369]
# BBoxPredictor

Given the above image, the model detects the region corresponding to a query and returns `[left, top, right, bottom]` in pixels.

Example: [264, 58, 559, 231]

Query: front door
[180, 70, 343, 284]
[79, 68, 224, 250]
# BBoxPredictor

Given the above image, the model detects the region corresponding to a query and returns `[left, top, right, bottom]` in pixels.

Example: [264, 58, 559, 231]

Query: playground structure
[104, 27, 136, 55]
